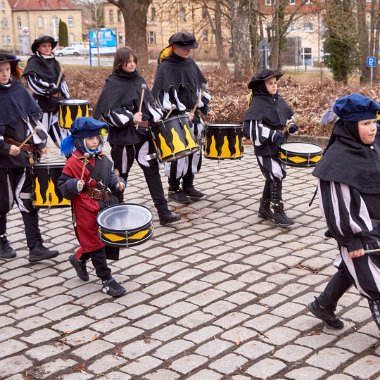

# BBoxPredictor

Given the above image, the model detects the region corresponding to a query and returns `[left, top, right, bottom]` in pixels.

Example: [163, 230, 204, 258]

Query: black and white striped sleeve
[24, 73, 50, 96]
[102, 108, 134, 128]
[318, 179, 373, 251]
[246, 120, 276, 147]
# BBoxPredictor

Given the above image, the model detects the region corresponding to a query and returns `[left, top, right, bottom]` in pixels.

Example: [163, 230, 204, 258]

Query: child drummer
[57, 117, 126, 297]
[243, 68, 298, 226]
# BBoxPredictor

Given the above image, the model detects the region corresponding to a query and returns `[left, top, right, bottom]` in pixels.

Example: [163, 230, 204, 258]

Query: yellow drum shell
[59, 99, 89, 129]
[279, 142, 323, 168]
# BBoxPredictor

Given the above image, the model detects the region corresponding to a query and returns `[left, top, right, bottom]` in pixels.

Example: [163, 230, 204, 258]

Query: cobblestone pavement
[1, 144, 380, 380]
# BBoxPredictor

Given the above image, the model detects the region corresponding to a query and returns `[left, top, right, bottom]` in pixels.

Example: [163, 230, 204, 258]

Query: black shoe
[69, 255, 89, 281]
[308, 299, 344, 330]
[28, 243, 59, 263]
[102, 278, 126, 298]
[0, 238, 17, 259]
[159, 211, 181, 226]
[183, 186, 205, 199]
[271, 201, 294, 226]
[168, 190, 190, 204]
[258, 198, 273, 221]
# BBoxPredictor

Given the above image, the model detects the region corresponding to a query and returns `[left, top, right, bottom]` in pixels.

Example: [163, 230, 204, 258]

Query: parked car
[56, 46, 81, 56]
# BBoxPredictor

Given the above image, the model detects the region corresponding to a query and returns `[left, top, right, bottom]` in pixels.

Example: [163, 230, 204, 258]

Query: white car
[56, 46, 81, 56]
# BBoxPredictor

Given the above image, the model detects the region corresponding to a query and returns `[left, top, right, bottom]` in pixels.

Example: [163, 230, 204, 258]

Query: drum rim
[97, 203, 153, 233]
[206, 123, 243, 128]
[280, 141, 323, 152]
[153, 114, 190, 126]
[59, 99, 89, 105]
[33, 161, 66, 168]
[98, 227, 154, 247]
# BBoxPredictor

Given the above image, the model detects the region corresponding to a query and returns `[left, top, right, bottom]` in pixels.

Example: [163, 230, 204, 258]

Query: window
[305, 0, 312, 3]
[2, 36, 5, 47]
[17, 16, 21, 28]
[2, 17, 8, 29]
[117, 10, 122, 23]
[109, 10, 114, 23]
[151, 7, 156, 21]
[37, 16, 44, 28]
[1, 1, 5, 10]
[303, 22, 313, 32]
[265, 0, 273, 5]
[202, 29, 208, 42]
[179, 7, 186, 21]
[287, 22, 295, 32]
[289, 0, 295, 4]
[68, 16, 74, 27]
[301, 47, 312, 66]
[6, 35, 10, 46]
[147, 30, 156, 44]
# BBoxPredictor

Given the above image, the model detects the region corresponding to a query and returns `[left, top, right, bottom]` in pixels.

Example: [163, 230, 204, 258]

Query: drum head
[59, 99, 89, 106]
[206, 123, 242, 129]
[281, 142, 322, 154]
[97, 203, 152, 233]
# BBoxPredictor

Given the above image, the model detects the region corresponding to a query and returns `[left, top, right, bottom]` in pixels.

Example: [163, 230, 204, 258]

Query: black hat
[168, 31, 198, 49]
[31, 35, 57, 53]
[0, 53, 19, 70]
[333, 93, 380, 122]
[248, 69, 283, 89]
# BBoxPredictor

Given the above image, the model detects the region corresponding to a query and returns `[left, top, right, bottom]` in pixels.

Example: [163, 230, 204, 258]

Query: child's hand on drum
[77, 179, 85, 192]
[207, 110, 216, 122]
[9, 145, 20, 156]
[117, 182, 125, 191]
[186, 111, 194, 121]
[39, 147, 48, 155]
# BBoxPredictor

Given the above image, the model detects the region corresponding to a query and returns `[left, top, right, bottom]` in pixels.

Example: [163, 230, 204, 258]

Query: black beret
[168, 32, 198, 49]
[333, 94, 380, 122]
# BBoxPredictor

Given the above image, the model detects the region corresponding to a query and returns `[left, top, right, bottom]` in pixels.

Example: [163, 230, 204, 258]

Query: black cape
[244, 80, 293, 128]
[94, 70, 154, 145]
[0, 79, 41, 128]
[23, 53, 62, 83]
[151, 53, 207, 109]
[313, 119, 380, 194]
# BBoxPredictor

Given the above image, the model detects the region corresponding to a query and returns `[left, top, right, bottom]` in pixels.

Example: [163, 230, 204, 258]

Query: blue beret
[333, 94, 380, 122]
[70, 117, 108, 138]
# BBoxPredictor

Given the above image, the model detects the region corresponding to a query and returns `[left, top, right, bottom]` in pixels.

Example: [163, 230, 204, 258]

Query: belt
[4, 137, 36, 153]
[84, 187, 111, 201]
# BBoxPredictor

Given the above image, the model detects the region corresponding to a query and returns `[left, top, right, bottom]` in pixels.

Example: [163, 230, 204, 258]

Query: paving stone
[120, 355, 162, 375]
[87, 354, 126, 374]
[63, 329, 101, 347]
[16, 315, 51, 331]
[336, 332, 377, 353]
[43, 304, 83, 321]
[0, 355, 33, 377]
[96, 372, 131, 380]
[0, 326, 22, 342]
[133, 314, 171, 330]
[25, 342, 70, 360]
[208, 353, 248, 374]
[213, 312, 250, 329]
[143, 369, 181, 380]
[186, 369, 223, 380]
[306, 347, 354, 371]
[344, 355, 380, 379]
[151, 324, 188, 341]
[261, 326, 301, 345]
[285, 366, 327, 380]
[234, 340, 274, 360]
[195, 338, 234, 358]
[161, 301, 198, 318]
[149, 291, 187, 308]
[273, 344, 313, 362]
[153, 339, 195, 360]
[170, 354, 208, 374]
[245, 358, 287, 378]
[184, 326, 223, 344]
[121, 339, 161, 359]
[103, 326, 144, 344]
[178, 310, 214, 328]
[85, 302, 125, 320]
[0, 338, 28, 358]
[29, 358, 77, 379]
[21, 328, 60, 344]
[72, 340, 115, 360]
[52, 315, 96, 333]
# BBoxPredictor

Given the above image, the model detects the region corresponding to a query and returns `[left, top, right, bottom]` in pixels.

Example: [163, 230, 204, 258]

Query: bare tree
[357, 0, 370, 83]
[107, 0, 152, 65]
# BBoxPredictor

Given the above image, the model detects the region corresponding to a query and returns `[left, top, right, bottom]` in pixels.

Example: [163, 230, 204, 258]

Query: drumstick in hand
[56, 68, 64, 88]
[80, 153, 90, 181]
[191, 83, 207, 114]
[114, 168, 122, 189]
[19, 126, 46, 149]
[139, 84, 147, 113]
[164, 104, 176, 120]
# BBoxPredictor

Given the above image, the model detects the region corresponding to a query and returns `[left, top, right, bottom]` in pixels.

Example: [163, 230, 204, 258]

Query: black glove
[288, 123, 299, 134]
[273, 131, 285, 148]
[47, 84, 59, 96]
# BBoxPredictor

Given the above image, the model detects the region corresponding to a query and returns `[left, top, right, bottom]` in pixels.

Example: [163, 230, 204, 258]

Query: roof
[8, 0, 81, 11]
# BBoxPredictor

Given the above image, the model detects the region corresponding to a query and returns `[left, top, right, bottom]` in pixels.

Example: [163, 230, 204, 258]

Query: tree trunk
[357, 0, 370, 83]
[231, 0, 250, 81]
[107, 0, 152, 66]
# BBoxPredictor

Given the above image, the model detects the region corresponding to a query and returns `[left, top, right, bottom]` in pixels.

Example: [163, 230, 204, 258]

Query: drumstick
[19, 126, 45, 149]
[56, 68, 64, 88]
[138, 84, 147, 113]
[80, 153, 90, 181]
[191, 83, 207, 114]
[364, 248, 380, 254]
[164, 104, 176, 120]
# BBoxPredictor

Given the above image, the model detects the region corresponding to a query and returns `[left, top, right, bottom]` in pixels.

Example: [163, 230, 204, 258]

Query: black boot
[0, 235, 16, 259]
[271, 200, 294, 226]
[69, 255, 89, 281]
[258, 198, 273, 220]
[159, 211, 181, 226]
[308, 298, 344, 330]
[29, 242, 59, 263]
[182, 173, 204, 200]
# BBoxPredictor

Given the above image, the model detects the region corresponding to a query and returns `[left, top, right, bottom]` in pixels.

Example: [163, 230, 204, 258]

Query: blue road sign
[367, 56, 376, 68]
[89, 28, 117, 48]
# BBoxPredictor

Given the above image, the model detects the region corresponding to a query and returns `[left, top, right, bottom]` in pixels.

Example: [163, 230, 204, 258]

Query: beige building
[2, 0, 82, 54]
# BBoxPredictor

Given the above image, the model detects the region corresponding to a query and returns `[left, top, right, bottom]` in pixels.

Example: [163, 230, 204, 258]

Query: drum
[279, 142, 323, 168]
[32, 162, 70, 208]
[204, 124, 243, 160]
[59, 99, 89, 129]
[149, 115, 199, 162]
[97, 203, 154, 248]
